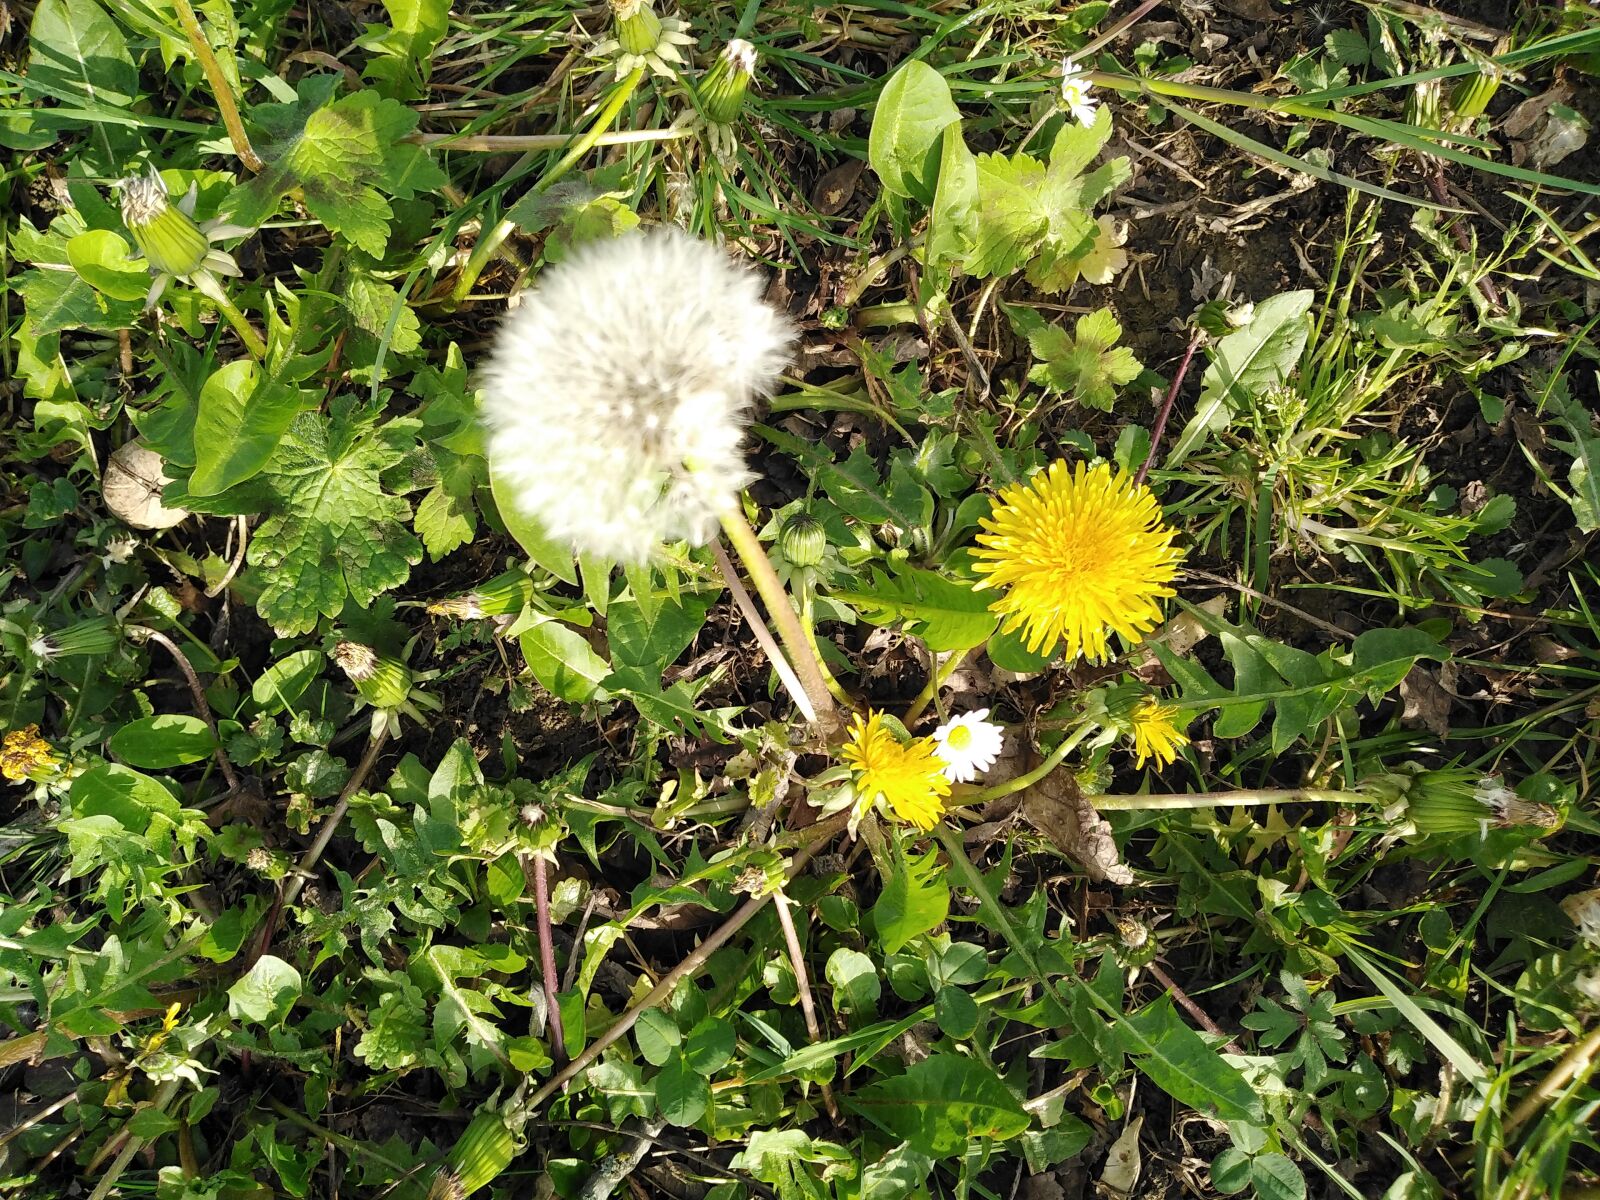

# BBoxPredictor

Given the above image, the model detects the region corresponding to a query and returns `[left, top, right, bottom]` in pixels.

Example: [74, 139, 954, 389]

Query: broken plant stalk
[772, 889, 840, 1120]
[712, 540, 818, 725]
[1092, 787, 1355, 810]
[170, 0, 263, 172]
[524, 850, 567, 1061]
[720, 506, 840, 730]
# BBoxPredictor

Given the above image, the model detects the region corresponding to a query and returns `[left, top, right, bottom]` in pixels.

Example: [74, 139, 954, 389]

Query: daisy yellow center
[971, 460, 1184, 661]
[945, 725, 973, 750]
[840, 712, 952, 832]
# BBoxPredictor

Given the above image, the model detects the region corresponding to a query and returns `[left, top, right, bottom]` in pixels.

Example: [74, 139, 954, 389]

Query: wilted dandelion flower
[1, 725, 59, 783]
[1562, 890, 1600, 949]
[479, 228, 794, 564]
[1402, 767, 1560, 837]
[594, 0, 693, 78]
[1060, 57, 1098, 126]
[119, 168, 244, 308]
[930, 709, 1005, 783]
[1129, 697, 1189, 768]
[840, 711, 951, 833]
[972, 461, 1184, 661]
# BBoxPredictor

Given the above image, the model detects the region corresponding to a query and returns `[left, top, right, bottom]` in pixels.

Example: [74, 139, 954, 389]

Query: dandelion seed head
[480, 228, 794, 563]
[1563, 889, 1600, 949]
[724, 39, 758, 75]
[1475, 775, 1560, 831]
[119, 168, 170, 228]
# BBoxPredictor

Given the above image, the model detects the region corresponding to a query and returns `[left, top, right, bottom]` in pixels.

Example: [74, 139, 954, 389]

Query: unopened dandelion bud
[427, 569, 534, 620]
[1450, 69, 1500, 120]
[436, 1109, 520, 1198]
[120, 169, 210, 278]
[1402, 767, 1558, 837]
[701, 40, 758, 124]
[30, 617, 120, 661]
[331, 641, 413, 710]
[779, 512, 826, 567]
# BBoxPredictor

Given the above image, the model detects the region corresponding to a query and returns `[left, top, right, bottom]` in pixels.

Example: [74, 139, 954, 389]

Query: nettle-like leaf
[968, 110, 1130, 291]
[248, 409, 425, 634]
[1006, 303, 1144, 412]
[228, 76, 446, 256]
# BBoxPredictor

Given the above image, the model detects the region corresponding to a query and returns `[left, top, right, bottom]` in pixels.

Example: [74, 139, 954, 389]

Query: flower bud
[612, 0, 665, 56]
[30, 617, 120, 661]
[700, 39, 758, 125]
[1450, 70, 1500, 120]
[120, 169, 210, 278]
[432, 1108, 521, 1198]
[780, 512, 827, 567]
[427, 569, 535, 619]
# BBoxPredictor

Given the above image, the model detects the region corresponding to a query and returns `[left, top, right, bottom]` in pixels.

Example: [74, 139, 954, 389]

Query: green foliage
[1006, 303, 1145, 412]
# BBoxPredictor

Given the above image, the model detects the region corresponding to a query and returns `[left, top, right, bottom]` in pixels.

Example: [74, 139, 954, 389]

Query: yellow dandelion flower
[840, 711, 952, 831]
[972, 461, 1184, 660]
[1, 725, 59, 783]
[1130, 698, 1189, 768]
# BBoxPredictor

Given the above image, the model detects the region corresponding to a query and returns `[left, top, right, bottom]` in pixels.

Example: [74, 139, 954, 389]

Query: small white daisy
[478, 227, 795, 564]
[930, 709, 1005, 783]
[1061, 57, 1098, 127]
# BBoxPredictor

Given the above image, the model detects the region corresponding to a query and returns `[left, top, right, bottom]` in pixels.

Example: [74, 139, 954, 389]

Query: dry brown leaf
[103, 442, 189, 530]
[1022, 767, 1134, 886]
[1098, 1115, 1144, 1198]
[1398, 665, 1453, 739]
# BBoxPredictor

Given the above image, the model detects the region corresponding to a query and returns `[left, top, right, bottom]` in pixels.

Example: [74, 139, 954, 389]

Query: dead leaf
[1022, 768, 1134, 886]
[810, 159, 865, 215]
[1209, 0, 1283, 19]
[1398, 665, 1453, 738]
[1097, 1115, 1144, 1199]
[103, 442, 189, 530]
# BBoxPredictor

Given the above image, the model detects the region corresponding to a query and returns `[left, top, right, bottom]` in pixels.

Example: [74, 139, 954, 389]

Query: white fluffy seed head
[479, 228, 794, 564]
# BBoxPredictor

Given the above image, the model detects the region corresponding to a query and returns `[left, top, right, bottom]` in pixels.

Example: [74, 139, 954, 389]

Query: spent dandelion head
[1402, 767, 1560, 837]
[117, 167, 244, 308]
[1563, 889, 1600, 949]
[595, 0, 693, 78]
[479, 227, 794, 564]
[1128, 697, 1189, 769]
[840, 711, 952, 833]
[972, 460, 1184, 661]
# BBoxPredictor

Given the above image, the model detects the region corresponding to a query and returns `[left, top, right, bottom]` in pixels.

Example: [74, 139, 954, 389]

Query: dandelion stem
[209, 289, 267, 359]
[959, 723, 1096, 805]
[410, 128, 690, 152]
[903, 648, 970, 728]
[1090, 788, 1357, 810]
[170, 0, 263, 173]
[772, 890, 839, 1120]
[711, 541, 818, 725]
[720, 507, 840, 730]
[449, 67, 647, 308]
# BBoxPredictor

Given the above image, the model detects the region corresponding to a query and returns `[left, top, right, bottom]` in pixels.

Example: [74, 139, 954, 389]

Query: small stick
[1145, 962, 1241, 1054]
[135, 626, 239, 791]
[522, 813, 850, 1112]
[1134, 328, 1203, 488]
[525, 851, 568, 1063]
[712, 541, 817, 725]
[410, 129, 690, 152]
[772, 891, 839, 1120]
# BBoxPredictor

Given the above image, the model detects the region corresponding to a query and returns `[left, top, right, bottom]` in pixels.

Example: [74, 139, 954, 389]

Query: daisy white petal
[930, 708, 1005, 783]
[1061, 57, 1098, 127]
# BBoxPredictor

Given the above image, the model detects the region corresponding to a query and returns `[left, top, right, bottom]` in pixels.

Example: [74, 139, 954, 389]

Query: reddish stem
[532, 854, 567, 1063]
[1135, 328, 1203, 488]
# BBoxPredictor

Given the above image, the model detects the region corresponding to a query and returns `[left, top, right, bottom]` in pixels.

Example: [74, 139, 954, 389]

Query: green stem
[902, 647, 970, 728]
[170, 0, 262, 172]
[448, 67, 647, 308]
[209, 289, 266, 359]
[796, 572, 856, 709]
[959, 723, 1096, 806]
[720, 507, 839, 730]
[1090, 787, 1357, 811]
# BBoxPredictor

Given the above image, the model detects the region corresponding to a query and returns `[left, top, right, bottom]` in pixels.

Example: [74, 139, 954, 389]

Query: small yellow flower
[1, 725, 59, 783]
[972, 461, 1184, 661]
[1129, 698, 1189, 768]
[840, 712, 952, 831]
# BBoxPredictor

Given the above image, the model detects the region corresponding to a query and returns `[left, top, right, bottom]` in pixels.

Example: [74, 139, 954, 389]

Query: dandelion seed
[1061, 57, 1098, 127]
[971, 461, 1184, 661]
[478, 227, 794, 564]
[840, 712, 951, 833]
[1129, 697, 1189, 768]
[930, 708, 1005, 783]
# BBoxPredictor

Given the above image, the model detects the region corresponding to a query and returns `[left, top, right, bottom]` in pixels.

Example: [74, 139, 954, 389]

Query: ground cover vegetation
[4, 0, 1600, 1197]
